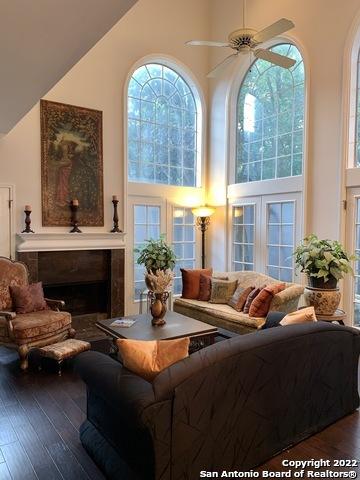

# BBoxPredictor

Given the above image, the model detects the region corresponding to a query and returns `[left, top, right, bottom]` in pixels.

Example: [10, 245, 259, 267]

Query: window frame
[227, 39, 308, 200]
[124, 55, 205, 191]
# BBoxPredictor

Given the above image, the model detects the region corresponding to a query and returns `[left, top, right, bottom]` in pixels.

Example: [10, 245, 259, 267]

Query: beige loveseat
[173, 271, 304, 335]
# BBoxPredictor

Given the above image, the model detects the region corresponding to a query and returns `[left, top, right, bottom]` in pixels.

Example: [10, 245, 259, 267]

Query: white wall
[207, 0, 360, 271]
[0, 0, 209, 237]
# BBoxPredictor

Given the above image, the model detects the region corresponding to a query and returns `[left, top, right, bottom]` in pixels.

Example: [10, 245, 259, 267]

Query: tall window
[232, 205, 255, 271]
[133, 205, 161, 298]
[127, 63, 199, 186]
[172, 207, 196, 295]
[236, 43, 305, 183]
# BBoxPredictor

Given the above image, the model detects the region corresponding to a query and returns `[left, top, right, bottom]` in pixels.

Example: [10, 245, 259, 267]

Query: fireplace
[17, 246, 125, 340]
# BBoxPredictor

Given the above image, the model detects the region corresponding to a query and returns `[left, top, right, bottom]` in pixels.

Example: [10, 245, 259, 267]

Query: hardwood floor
[0, 345, 359, 479]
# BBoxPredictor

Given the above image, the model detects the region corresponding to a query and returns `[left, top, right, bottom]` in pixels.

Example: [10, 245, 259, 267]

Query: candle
[72, 199, 79, 206]
[112, 195, 118, 201]
[25, 205, 32, 211]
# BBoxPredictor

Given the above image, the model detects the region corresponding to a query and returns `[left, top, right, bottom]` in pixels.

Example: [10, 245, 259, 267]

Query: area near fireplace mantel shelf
[16, 232, 126, 252]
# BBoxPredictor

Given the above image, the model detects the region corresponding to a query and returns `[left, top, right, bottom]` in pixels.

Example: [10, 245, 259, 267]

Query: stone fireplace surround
[16, 233, 125, 340]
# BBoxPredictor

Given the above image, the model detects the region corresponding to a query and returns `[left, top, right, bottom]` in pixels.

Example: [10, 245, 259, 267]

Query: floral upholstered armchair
[0, 257, 75, 370]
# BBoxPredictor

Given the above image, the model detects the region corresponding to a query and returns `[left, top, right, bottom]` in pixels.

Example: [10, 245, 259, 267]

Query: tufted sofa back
[0, 257, 29, 311]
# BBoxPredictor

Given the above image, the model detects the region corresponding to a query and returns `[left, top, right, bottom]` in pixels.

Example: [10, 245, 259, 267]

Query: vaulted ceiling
[0, 0, 137, 135]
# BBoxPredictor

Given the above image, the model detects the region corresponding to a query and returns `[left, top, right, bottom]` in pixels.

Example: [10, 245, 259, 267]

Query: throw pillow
[116, 337, 190, 382]
[249, 283, 286, 317]
[209, 279, 238, 304]
[181, 268, 213, 299]
[10, 282, 48, 314]
[243, 287, 261, 314]
[228, 285, 255, 312]
[198, 274, 229, 301]
[280, 306, 317, 326]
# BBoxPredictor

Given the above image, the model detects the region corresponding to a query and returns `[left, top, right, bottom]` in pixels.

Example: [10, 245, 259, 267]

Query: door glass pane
[172, 207, 196, 295]
[266, 201, 295, 281]
[133, 204, 161, 299]
[232, 204, 255, 271]
[354, 199, 360, 326]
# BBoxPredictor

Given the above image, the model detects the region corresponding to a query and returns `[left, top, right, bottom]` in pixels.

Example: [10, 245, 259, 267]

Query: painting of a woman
[41, 100, 103, 226]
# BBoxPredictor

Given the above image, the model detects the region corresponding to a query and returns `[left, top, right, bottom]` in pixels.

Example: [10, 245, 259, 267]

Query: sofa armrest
[269, 285, 304, 313]
[45, 298, 65, 311]
[0, 310, 16, 339]
[74, 351, 155, 416]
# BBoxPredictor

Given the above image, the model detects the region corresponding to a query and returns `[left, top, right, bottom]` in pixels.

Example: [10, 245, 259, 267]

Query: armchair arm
[0, 310, 16, 339]
[45, 298, 65, 311]
[269, 285, 304, 313]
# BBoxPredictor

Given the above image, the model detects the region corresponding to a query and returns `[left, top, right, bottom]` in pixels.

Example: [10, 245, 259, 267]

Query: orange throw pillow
[249, 283, 286, 317]
[116, 337, 190, 382]
[280, 306, 317, 326]
[181, 268, 213, 299]
[228, 285, 254, 312]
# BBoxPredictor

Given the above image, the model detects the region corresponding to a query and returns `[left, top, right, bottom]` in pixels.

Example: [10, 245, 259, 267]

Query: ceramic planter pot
[304, 286, 341, 315]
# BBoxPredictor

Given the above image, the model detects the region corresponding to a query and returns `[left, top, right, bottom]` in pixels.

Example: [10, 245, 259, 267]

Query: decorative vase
[304, 286, 341, 315]
[149, 291, 169, 326]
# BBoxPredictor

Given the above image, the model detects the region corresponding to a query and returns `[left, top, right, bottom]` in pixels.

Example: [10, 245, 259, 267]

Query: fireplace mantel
[16, 232, 126, 252]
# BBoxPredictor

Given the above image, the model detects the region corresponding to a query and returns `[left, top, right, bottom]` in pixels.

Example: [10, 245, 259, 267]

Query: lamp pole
[196, 215, 211, 269]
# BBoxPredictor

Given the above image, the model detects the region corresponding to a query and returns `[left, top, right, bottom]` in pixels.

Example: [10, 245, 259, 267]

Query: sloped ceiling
[0, 0, 137, 135]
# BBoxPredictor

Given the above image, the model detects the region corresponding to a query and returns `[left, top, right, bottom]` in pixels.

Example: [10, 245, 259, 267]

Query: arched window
[235, 43, 305, 183]
[127, 63, 200, 186]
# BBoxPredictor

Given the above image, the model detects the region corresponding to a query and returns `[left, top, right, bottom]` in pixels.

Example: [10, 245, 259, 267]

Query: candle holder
[111, 199, 122, 233]
[69, 202, 82, 233]
[21, 209, 35, 233]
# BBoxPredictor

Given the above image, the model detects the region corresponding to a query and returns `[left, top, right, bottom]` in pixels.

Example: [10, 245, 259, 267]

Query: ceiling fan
[186, 1, 296, 78]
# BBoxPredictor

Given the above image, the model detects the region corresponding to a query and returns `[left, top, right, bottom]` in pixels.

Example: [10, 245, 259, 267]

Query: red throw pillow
[10, 282, 48, 314]
[243, 287, 261, 314]
[181, 268, 213, 299]
[198, 274, 212, 301]
[249, 283, 286, 318]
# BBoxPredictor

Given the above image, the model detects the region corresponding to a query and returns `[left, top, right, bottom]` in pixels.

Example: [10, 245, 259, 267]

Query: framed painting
[41, 99, 104, 226]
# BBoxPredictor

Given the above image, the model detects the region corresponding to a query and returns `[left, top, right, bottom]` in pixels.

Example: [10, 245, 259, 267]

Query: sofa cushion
[228, 285, 254, 311]
[10, 282, 48, 314]
[117, 337, 190, 382]
[249, 283, 286, 317]
[174, 298, 266, 330]
[209, 279, 238, 304]
[181, 268, 213, 299]
[11, 310, 71, 340]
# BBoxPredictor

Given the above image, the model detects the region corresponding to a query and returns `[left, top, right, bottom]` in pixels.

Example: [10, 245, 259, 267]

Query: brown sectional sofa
[174, 271, 304, 334]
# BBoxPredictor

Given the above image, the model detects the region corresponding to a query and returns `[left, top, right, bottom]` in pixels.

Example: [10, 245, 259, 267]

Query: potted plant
[293, 234, 355, 315]
[134, 236, 176, 325]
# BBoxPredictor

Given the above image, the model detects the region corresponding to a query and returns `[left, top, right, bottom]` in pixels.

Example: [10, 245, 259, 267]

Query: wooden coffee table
[96, 311, 218, 353]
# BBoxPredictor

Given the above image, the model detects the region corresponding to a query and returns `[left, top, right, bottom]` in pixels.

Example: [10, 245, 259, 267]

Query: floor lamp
[192, 206, 216, 269]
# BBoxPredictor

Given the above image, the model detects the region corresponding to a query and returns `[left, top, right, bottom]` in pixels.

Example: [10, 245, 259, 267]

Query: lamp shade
[191, 206, 216, 218]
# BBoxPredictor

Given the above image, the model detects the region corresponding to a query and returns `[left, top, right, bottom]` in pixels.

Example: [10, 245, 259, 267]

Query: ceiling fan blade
[186, 40, 230, 47]
[254, 48, 296, 69]
[207, 53, 238, 78]
[252, 18, 295, 44]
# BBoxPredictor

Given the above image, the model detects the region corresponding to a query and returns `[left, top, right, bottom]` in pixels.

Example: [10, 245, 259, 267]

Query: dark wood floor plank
[0, 447, 5, 463]
[1, 440, 38, 480]
[0, 461, 12, 480]
[0, 416, 18, 446]
[46, 442, 89, 480]
[29, 382, 104, 480]
[5, 403, 64, 480]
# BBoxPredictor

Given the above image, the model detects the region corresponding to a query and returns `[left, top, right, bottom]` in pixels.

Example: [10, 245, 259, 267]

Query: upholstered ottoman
[38, 339, 91, 375]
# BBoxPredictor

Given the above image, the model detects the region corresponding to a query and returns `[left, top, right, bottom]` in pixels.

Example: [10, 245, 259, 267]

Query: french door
[229, 192, 302, 282]
[0, 187, 12, 258]
[344, 187, 360, 327]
